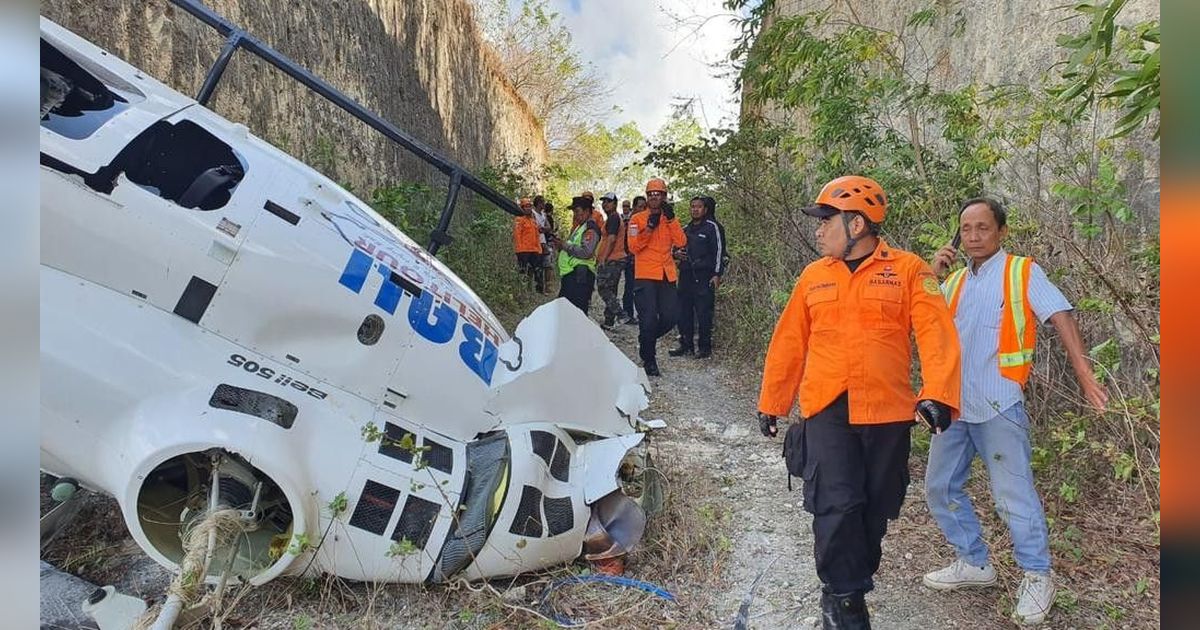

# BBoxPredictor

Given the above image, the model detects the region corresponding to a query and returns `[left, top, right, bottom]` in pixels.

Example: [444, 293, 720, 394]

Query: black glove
[757, 412, 778, 437]
[915, 399, 952, 434]
[647, 212, 662, 229]
[663, 203, 675, 220]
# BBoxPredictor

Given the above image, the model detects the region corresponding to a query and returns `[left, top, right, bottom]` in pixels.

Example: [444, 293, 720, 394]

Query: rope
[132, 508, 248, 630]
[538, 574, 677, 627]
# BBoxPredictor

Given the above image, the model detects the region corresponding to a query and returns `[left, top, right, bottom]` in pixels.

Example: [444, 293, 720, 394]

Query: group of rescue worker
[518, 172, 1107, 628]
[514, 178, 728, 375]
[757, 175, 1108, 628]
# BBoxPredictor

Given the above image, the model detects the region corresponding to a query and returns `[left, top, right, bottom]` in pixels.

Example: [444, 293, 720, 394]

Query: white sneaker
[1014, 571, 1056, 625]
[922, 558, 998, 590]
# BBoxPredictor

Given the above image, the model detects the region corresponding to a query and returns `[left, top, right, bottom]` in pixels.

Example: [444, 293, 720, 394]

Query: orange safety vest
[942, 254, 1037, 387]
[598, 215, 627, 263]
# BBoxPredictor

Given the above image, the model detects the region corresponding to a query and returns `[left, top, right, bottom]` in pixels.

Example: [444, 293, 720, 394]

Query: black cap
[571, 196, 594, 210]
[801, 203, 840, 218]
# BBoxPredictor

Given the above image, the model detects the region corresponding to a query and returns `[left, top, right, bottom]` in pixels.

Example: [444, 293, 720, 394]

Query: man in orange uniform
[757, 176, 961, 630]
[627, 177, 686, 376]
[513, 197, 544, 292]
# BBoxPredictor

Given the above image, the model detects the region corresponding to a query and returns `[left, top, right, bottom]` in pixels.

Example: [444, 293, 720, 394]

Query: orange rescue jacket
[758, 239, 961, 424]
[626, 209, 687, 281]
[513, 215, 542, 254]
[598, 213, 628, 263]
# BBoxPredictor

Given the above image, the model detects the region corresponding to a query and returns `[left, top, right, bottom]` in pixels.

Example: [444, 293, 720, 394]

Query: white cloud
[551, 0, 743, 137]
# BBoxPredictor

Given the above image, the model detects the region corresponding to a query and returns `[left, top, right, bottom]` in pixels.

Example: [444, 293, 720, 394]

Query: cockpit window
[41, 38, 143, 139]
[115, 119, 247, 210]
[42, 118, 248, 211]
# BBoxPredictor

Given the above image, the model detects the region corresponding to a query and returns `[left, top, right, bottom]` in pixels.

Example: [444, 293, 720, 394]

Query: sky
[548, 0, 746, 136]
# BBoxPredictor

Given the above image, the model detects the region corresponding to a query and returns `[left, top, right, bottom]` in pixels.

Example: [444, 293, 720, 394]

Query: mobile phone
[951, 230, 961, 249]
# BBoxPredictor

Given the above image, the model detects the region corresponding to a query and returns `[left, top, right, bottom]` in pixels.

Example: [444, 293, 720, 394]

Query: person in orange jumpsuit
[626, 177, 686, 376]
[756, 175, 961, 630]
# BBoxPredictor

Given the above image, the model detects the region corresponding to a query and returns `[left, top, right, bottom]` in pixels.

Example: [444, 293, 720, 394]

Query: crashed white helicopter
[39, 0, 661, 600]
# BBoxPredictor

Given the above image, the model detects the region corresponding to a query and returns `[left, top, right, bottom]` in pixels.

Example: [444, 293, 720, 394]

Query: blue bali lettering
[338, 248, 372, 294]
[407, 291, 458, 344]
[458, 322, 498, 385]
[372, 263, 405, 315]
[339, 250, 492, 383]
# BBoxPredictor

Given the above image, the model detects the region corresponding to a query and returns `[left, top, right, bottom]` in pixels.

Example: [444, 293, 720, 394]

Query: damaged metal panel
[486, 300, 651, 437]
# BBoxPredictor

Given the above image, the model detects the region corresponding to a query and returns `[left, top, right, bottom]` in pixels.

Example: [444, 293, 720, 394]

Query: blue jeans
[924, 402, 1051, 573]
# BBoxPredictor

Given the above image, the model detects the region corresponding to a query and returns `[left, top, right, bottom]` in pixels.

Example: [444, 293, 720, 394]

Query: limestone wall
[43, 0, 549, 194]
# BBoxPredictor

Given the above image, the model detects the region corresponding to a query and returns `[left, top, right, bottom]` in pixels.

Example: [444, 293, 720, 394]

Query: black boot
[696, 348, 712, 359]
[668, 344, 694, 357]
[644, 362, 661, 377]
[820, 591, 870, 630]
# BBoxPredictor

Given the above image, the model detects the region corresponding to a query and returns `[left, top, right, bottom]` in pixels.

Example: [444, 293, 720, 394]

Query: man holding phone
[923, 197, 1108, 625]
[627, 178, 686, 376]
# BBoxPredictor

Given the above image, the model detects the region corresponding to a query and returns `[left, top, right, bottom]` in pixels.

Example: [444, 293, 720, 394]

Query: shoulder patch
[923, 276, 941, 295]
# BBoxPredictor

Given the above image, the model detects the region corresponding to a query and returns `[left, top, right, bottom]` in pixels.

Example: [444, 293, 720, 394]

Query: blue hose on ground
[538, 574, 677, 627]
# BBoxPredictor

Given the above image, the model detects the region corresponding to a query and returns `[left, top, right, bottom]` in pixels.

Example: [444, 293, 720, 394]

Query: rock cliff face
[763, 0, 1156, 89]
[744, 0, 1159, 212]
[748, 0, 1157, 110]
[42, 0, 548, 194]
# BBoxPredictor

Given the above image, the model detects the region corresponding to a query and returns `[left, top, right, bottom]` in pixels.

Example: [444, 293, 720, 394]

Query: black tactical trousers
[622, 257, 637, 318]
[676, 268, 715, 351]
[633, 278, 678, 365]
[558, 266, 595, 314]
[517, 252, 545, 292]
[798, 392, 914, 594]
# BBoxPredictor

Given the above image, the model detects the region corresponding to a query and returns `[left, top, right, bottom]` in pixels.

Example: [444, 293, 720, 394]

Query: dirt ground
[42, 298, 1158, 629]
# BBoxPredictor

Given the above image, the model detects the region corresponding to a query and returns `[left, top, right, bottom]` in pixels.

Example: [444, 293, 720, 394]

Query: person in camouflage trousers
[595, 192, 628, 329]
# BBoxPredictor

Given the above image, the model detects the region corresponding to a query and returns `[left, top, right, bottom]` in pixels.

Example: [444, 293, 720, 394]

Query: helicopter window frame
[104, 119, 248, 211]
[40, 38, 144, 140]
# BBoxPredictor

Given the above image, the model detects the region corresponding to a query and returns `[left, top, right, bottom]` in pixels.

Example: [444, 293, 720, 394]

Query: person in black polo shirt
[670, 196, 728, 359]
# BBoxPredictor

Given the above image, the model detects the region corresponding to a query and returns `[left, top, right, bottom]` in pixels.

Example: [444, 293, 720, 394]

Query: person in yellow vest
[923, 197, 1108, 626]
[578, 190, 605, 232]
[551, 196, 602, 314]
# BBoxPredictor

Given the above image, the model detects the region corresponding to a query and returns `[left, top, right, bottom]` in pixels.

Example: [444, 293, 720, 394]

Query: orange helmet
[802, 175, 888, 223]
[645, 178, 668, 194]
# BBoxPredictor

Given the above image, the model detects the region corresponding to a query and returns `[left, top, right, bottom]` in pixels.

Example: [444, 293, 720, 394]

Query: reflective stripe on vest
[944, 254, 1037, 386]
[557, 222, 596, 276]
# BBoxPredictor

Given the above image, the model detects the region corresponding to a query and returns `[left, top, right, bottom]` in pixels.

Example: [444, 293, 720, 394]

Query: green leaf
[907, 8, 937, 28]
[1057, 81, 1088, 102]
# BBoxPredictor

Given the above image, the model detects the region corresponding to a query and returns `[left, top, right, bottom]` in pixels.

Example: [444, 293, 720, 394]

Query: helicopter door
[41, 105, 271, 318]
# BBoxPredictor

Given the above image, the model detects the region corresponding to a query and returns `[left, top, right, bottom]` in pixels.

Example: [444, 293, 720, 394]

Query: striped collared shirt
[945, 249, 1072, 423]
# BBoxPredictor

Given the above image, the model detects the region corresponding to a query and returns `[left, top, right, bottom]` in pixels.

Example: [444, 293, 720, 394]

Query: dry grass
[888, 449, 1159, 629]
